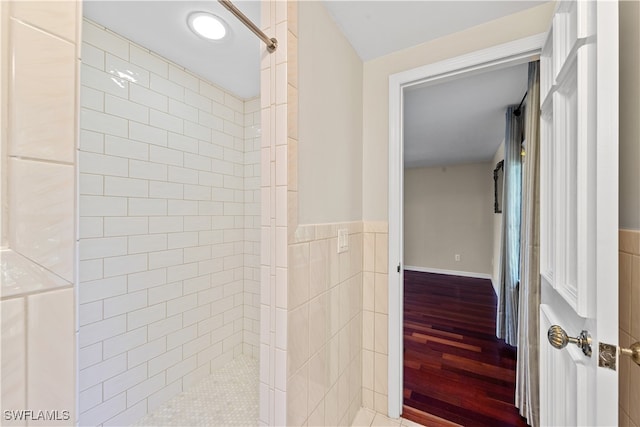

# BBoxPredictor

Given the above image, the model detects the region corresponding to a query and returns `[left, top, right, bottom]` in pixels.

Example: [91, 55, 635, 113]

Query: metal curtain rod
[218, 0, 277, 53]
[513, 91, 528, 117]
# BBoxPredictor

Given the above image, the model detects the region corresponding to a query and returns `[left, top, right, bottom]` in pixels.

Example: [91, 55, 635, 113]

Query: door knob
[547, 325, 592, 357]
[621, 342, 640, 366]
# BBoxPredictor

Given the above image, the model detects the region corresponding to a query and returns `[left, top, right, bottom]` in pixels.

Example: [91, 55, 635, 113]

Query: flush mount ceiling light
[188, 12, 228, 41]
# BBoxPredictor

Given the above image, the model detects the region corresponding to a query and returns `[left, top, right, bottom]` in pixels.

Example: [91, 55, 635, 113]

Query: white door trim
[387, 32, 547, 419]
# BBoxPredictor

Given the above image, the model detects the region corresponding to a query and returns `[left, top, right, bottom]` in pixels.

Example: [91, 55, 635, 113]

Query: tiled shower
[77, 19, 261, 426]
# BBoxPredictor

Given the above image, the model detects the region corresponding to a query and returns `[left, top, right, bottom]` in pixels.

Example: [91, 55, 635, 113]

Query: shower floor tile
[132, 355, 258, 427]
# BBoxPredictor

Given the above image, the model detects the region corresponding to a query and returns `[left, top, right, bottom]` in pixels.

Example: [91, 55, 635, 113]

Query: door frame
[387, 33, 547, 418]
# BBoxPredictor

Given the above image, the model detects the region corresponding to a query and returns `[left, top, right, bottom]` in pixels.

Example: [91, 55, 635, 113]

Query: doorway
[387, 34, 546, 419]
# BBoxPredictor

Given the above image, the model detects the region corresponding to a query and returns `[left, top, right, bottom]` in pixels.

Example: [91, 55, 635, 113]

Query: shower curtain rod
[218, 0, 278, 53]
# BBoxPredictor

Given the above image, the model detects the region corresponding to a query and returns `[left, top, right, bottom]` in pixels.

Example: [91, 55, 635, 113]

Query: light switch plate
[337, 228, 349, 253]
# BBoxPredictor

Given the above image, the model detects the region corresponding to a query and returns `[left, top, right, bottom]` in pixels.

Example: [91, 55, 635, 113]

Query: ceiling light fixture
[188, 12, 227, 41]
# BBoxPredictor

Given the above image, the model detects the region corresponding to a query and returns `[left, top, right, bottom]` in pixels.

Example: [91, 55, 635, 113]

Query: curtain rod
[513, 91, 528, 117]
[218, 0, 278, 53]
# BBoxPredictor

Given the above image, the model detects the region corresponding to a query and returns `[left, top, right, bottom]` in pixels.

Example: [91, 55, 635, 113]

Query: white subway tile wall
[78, 20, 260, 426]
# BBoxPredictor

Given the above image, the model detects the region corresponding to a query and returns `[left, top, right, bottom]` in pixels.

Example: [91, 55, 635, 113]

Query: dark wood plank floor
[402, 271, 529, 427]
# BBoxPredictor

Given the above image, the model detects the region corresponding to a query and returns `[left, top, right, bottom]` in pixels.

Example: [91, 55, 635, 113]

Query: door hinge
[397, 264, 401, 273]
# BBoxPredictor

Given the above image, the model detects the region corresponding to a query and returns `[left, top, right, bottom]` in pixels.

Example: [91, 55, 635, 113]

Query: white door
[539, 1, 618, 426]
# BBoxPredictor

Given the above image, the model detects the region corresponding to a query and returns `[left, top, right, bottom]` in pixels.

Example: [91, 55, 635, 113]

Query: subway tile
[104, 176, 149, 197]
[79, 383, 103, 413]
[79, 259, 104, 283]
[79, 300, 103, 326]
[130, 122, 168, 146]
[80, 276, 127, 304]
[78, 342, 102, 370]
[148, 347, 183, 378]
[103, 290, 148, 318]
[128, 338, 166, 370]
[168, 99, 199, 122]
[106, 53, 150, 87]
[149, 217, 184, 234]
[128, 304, 167, 330]
[151, 109, 184, 133]
[130, 45, 168, 77]
[103, 399, 147, 427]
[78, 393, 126, 427]
[82, 42, 105, 70]
[104, 135, 149, 161]
[185, 89, 212, 112]
[81, 195, 127, 217]
[147, 381, 183, 414]
[149, 181, 184, 199]
[167, 323, 197, 348]
[80, 173, 104, 196]
[103, 364, 147, 400]
[80, 129, 105, 153]
[128, 268, 167, 292]
[126, 373, 165, 406]
[83, 21, 128, 59]
[150, 146, 184, 167]
[79, 315, 127, 348]
[81, 85, 105, 111]
[148, 315, 183, 341]
[104, 217, 148, 237]
[128, 198, 168, 216]
[168, 65, 199, 91]
[80, 236, 127, 260]
[168, 166, 199, 184]
[82, 108, 128, 137]
[80, 151, 129, 177]
[130, 84, 168, 112]
[128, 234, 168, 254]
[184, 121, 212, 143]
[168, 132, 199, 154]
[81, 63, 128, 100]
[151, 74, 184, 100]
[149, 282, 183, 305]
[102, 327, 147, 359]
[105, 93, 149, 123]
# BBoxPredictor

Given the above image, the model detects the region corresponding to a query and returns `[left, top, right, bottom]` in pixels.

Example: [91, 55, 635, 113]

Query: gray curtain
[515, 61, 541, 427]
[496, 104, 523, 346]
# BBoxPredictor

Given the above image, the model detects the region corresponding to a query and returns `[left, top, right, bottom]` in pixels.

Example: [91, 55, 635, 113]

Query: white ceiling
[322, 1, 545, 61]
[404, 62, 529, 169]
[83, 1, 261, 99]
[84, 1, 542, 167]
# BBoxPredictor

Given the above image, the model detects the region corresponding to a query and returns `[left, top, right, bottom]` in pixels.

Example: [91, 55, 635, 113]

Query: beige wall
[362, 2, 555, 221]
[298, 1, 363, 224]
[620, 0, 640, 230]
[492, 142, 505, 293]
[404, 163, 494, 276]
[619, 2, 640, 426]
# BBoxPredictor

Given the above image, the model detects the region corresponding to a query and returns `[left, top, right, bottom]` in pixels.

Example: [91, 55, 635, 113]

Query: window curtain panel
[496, 104, 523, 346]
[515, 61, 541, 427]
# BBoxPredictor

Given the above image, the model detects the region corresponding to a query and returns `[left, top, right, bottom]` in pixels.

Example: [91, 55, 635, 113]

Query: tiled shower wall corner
[619, 229, 640, 426]
[287, 222, 364, 427]
[258, 0, 293, 425]
[361, 222, 389, 415]
[77, 19, 259, 426]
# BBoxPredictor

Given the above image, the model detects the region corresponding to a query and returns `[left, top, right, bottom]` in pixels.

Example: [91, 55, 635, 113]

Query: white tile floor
[133, 355, 258, 426]
[351, 408, 425, 427]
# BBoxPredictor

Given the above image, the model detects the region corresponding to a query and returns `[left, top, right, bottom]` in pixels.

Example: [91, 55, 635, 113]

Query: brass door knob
[547, 325, 592, 357]
[621, 342, 640, 366]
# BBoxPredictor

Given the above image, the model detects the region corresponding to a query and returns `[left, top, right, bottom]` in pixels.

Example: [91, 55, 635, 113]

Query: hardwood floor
[402, 271, 529, 427]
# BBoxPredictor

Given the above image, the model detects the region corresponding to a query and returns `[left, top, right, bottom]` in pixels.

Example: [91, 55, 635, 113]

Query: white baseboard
[404, 265, 492, 281]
